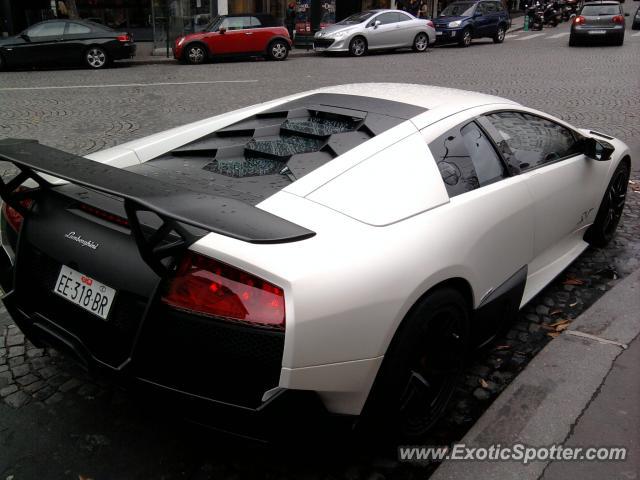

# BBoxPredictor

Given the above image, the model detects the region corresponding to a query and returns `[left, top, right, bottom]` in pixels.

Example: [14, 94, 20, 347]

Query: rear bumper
[1, 287, 351, 439]
[112, 43, 137, 60]
[571, 25, 625, 38]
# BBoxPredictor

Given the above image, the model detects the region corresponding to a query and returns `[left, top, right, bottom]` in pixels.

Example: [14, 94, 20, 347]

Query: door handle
[244, 32, 253, 35]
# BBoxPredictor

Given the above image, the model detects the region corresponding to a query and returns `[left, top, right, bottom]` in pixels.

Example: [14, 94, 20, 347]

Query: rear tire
[412, 32, 429, 51]
[267, 39, 289, 60]
[359, 288, 471, 442]
[585, 161, 630, 247]
[349, 36, 367, 56]
[458, 28, 472, 47]
[493, 25, 506, 43]
[184, 43, 207, 65]
[84, 46, 109, 69]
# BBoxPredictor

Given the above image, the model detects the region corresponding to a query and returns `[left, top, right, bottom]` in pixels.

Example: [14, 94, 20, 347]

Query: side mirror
[218, 26, 227, 34]
[20, 33, 30, 41]
[374, 20, 381, 28]
[584, 137, 614, 161]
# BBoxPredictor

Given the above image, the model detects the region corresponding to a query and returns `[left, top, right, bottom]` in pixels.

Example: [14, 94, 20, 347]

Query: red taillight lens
[426, 20, 435, 28]
[612, 15, 624, 24]
[78, 203, 129, 227]
[1, 188, 34, 232]
[117, 34, 131, 42]
[162, 252, 285, 330]
[573, 15, 585, 24]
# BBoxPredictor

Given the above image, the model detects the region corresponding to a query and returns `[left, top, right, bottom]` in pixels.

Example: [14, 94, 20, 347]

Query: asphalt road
[0, 5, 639, 479]
[0, 5, 639, 170]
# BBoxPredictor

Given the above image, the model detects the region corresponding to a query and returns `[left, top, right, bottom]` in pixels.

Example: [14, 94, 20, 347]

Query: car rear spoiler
[0, 138, 315, 276]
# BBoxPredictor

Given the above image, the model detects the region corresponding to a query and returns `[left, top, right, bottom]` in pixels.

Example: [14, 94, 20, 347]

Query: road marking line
[0, 80, 259, 92]
[548, 32, 570, 38]
[632, 32, 640, 37]
[515, 33, 546, 40]
[506, 33, 520, 38]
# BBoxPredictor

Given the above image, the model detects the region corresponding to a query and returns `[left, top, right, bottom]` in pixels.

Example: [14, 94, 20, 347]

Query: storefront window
[152, 0, 215, 52]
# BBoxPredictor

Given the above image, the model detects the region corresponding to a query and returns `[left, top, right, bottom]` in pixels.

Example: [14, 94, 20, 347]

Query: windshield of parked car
[440, 2, 476, 16]
[337, 11, 376, 24]
[580, 4, 620, 15]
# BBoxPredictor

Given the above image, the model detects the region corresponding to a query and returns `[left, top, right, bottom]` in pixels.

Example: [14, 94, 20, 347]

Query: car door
[366, 12, 403, 49]
[472, 3, 491, 36]
[482, 2, 500, 35]
[9, 21, 67, 65]
[425, 119, 534, 338]
[205, 16, 249, 55]
[479, 111, 604, 271]
[243, 16, 269, 52]
[60, 22, 95, 63]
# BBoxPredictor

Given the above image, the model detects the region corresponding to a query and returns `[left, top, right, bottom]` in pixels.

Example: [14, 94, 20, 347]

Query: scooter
[526, 2, 545, 30]
[542, 1, 562, 26]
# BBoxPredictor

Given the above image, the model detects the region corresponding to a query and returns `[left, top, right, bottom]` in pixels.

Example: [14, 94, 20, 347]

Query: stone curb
[431, 267, 640, 480]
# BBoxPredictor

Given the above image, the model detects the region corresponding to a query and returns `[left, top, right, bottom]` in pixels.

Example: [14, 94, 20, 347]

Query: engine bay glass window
[483, 112, 583, 173]
[429, 121, 506, 198]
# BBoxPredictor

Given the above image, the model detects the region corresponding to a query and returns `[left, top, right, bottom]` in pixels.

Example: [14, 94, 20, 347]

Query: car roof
[583, 1, 620, 4]
[312, 83, 518, 115]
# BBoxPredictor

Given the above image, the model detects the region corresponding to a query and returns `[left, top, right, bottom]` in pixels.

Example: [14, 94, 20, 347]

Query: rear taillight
[162, 251, 285, 330]
[573, 15, 585, 24]
[612, 15, 624, 24]
[426, 20, 435, 28]
[78, 203, 129, 227]
[117, 34, 131, 42]
[1, 187, 34, 232]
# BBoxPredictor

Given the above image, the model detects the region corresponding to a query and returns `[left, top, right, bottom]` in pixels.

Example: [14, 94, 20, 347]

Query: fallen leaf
[494, 345, 511, 351]
[555, 323, 570, 332]
[549, 319, 571, 328]
[479, 378, 489, 389]
[542, 324, 556, 330]
[563, 277, 584, 286]
[549, 308, 563, 316]
[569, 301, 578, 307]
[547, 332, 560, 338]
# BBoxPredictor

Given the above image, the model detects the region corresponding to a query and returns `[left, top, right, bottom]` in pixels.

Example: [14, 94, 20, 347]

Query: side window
[220, 17, 246, 30]
[483, 112, 583, 173]
[396, 12, 412, 22]
[249, 16, 262, 28]
[27, 21, 66, 37]
[66, 23, 91, 35]
[484, 2, 497, 13]
[376, 13, 398, 25]
[475, 3, 486, 15]
[494, 1, 504, 11]
[429, 121, 506, 198]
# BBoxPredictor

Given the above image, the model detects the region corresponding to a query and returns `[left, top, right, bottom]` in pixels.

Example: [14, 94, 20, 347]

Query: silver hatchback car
[313, 10, 437, 56]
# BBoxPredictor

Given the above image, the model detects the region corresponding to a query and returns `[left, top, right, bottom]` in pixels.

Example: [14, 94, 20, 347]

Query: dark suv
[434, 0, 511, 47]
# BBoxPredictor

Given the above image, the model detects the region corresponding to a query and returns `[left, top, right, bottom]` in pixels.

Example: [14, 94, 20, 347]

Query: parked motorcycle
[542, 1, 562, 26]
[526, 2, 545, 30]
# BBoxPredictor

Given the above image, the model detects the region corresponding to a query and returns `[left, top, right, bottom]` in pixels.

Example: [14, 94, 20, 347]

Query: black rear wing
[0, 139, 315, 275]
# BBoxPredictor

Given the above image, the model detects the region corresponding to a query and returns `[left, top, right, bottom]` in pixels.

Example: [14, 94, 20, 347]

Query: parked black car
[633, 5, 640, 29]
[0, 19, 136, 70]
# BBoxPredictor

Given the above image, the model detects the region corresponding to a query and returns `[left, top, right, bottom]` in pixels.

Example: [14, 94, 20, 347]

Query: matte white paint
[85, 84, 630, 415]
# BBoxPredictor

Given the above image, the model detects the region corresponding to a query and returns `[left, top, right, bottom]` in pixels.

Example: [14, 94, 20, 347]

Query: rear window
[581, 4, 620, 15]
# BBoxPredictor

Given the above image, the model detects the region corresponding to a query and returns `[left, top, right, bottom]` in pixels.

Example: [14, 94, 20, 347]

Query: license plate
[588, 30, 606, 34]
[436, 31, 443, 35]
[53, 265, 116, 320]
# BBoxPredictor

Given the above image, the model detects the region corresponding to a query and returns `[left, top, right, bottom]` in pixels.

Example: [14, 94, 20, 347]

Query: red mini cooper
[174, 14, 292, 63]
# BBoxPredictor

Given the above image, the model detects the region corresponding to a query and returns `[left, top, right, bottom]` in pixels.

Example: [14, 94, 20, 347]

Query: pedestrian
[408, 0, 420, 16]
[417, 0, 429, 17]
[285, 1, 296, 40]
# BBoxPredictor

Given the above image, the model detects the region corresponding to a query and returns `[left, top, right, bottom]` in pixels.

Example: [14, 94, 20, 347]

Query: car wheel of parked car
[493, 25, 506, 43]
[458, 28, 472, 47]
[586, 161, 629, 247]
[412, 32, 429, 52]
[268, 40, 289, 60]
[85, 46, 109, 69]
[349, 36, 367, 56]
[360, 287, 471, 441]
[185, 44, 207, 65]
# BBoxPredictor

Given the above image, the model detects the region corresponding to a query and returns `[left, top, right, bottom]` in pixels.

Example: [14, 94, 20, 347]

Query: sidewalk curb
[431, 268, 640, 480]
[126, 49, 318, 66]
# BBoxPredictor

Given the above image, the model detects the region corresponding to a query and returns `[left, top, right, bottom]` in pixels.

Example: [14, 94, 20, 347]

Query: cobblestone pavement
[1, 5, 640, 479]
